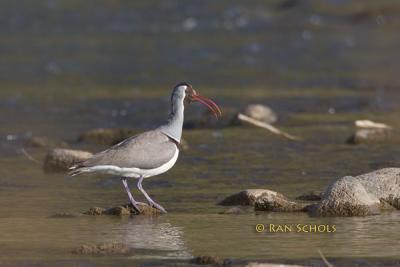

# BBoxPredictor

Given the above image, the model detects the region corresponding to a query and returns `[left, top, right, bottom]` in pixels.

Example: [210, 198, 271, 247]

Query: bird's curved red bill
[192, 94, 222, 119]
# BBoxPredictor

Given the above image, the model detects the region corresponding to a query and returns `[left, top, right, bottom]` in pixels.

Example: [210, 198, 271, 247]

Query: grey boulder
[313, 168, 400, 216]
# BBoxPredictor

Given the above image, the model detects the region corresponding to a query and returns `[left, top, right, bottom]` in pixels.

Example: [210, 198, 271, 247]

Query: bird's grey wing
[79, 130, 177, 169]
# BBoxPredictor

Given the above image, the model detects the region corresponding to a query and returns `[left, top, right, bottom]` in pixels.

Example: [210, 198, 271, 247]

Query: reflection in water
[100, 217, 192, 259]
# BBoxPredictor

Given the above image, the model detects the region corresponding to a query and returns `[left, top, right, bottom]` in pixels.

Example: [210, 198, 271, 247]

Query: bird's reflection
[97, 216, 192, 259]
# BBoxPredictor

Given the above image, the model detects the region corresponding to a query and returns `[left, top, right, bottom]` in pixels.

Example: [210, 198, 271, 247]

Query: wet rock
[43, 148, 93, 172]
[83, 207, 106, 215]
[104, 206, 132, 216]
[218, 207, 243, 214]
[77, 128, 137, 145]
[232, 104, 277, 126]
[218, 189, 272, 206]
[254, 191, 306, 212]
[83, 203, 161, 216]
[385, 194, 400, 209]
[296, 191, 322, 201]
[312, 168, 400, 216]
[190, 256, 232, 266]
[347, 128, 393, 144]
[107, 203, 161, 215]
[72, 242, 131, 255]
[220, 189, 306, 212]
[355, 168, 400, 209]
[24, 136, 68, 148]
[312, 176, 381, 216]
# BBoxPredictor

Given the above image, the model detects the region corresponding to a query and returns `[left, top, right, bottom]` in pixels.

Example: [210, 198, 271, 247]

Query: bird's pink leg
[121, 177, 145, 212]
[137, 176, 167, 213]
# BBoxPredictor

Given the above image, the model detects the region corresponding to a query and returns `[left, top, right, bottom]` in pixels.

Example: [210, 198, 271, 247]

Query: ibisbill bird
[69, 82, 221, 213]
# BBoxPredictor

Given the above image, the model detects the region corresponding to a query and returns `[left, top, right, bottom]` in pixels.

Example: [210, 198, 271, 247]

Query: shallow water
[0, 0, 400, 266]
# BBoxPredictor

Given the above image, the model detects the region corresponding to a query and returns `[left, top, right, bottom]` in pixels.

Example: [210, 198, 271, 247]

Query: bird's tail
[68, 165, 91, 176]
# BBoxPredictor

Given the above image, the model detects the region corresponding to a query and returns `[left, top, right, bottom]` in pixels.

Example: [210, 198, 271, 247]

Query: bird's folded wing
[78, 130, 177, 169]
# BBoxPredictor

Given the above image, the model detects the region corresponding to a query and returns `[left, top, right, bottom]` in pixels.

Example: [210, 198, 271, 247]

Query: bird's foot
[128, 200, 143, 213]
[148, 201, 167, 213]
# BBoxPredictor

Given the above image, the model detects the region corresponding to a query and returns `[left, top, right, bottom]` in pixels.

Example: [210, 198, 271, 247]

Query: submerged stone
[83, 203, 161, 216]
[347, 128, 394, 144]
[43, 148, 93, 172]
[190, 255, 232, 266]
[83, 207, 106, 216]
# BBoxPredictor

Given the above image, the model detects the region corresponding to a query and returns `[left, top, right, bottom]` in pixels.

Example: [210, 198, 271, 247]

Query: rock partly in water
[347, 128, 393, 144]
[83, 207, 106, 216]
[254, 191, 306, 212]
[218, 189, 272, 206]
[104, 206, 132, 216]
[190, 256, 232, 266]
[78, 128, 137, 145]
[72, 242, 131, 255]
[84, 203, 161, 216]
[43, 148, 93, 172]
[355, 168, 400, 209]
[219, 189, 306, 212]
[232, 104, 277, 126]
[296, 191, 322, 201]
[24, 136, 68, 148]
[312, 168, 400, 216]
